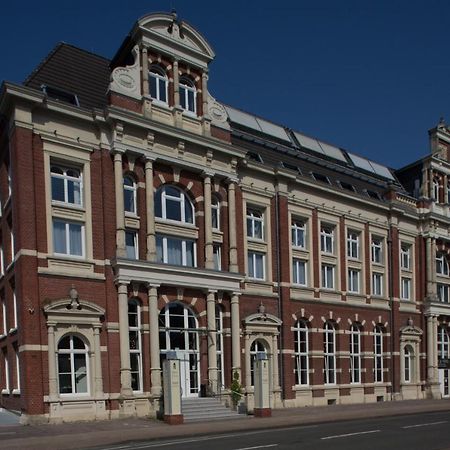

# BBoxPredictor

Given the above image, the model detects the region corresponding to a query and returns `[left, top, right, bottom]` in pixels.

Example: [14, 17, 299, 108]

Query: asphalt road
[93, 410, 450, 450]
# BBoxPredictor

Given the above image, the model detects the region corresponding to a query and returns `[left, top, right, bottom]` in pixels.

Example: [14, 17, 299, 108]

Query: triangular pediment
[44, 298, 105, 317]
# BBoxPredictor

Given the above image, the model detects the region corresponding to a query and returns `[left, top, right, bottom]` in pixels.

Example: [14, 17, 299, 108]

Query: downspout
[387, 223, 395, 400]
[275, 192, 285, 400]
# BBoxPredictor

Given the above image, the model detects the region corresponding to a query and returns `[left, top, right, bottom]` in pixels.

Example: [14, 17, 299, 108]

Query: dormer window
[179, 76, 196, 114]
[149, 65, 168, 104]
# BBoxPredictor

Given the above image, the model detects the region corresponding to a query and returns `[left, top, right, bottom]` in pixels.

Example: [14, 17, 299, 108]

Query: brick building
[0, 12, 449, 423]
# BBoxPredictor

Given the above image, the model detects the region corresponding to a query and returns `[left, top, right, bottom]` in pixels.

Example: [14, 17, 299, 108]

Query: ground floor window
[293, 320, 309, 385]
[250, 340, 268, 386]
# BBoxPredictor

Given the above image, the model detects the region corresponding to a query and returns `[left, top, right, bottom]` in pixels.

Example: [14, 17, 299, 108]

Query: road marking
[233, 445, 278, 450]
[321, 430, 380, 440]
[100, 425, 318, 450]
[0, 432, 16, 435]
[402, 421, 447, 429]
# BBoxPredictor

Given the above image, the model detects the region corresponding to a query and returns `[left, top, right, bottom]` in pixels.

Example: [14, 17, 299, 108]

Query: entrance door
[439, 369, 450, 397]
[160, 303, 200, 398]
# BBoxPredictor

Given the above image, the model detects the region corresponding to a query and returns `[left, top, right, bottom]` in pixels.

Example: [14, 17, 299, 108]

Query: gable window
[340, 181, 355, 192]
[401, 244, 411, 270]
[57, 335, 89, 395]
[51, 165, 82, 206]
[312, 172, 330, 184]
[294, 320, 309, 385]
[293, 259, 307, 286]
[348, 269, 360, 293]
[53, 220, 84, 257]
[125, 230, 138, 260]
[247, 209, 264, 240]
[324, 322, 336, 385]
[350, 324, 361, 384]
[129, 300, 143, 392]
[401, 277, 411, 300]
[156, 235, 196, 267]
[155, 185, 194, 224]
[248, 251, 265, 280]
[123, 176, 137, 214]
[347, 231, 359, 259]
[321, 264, 334, 290]
[211, 196, 220, 230]
[372, 272, 383, 296]
[374, 326, 383, 383]
[371, 237, 383, 264]
[179, 76, 196, 114]
[149, 65, 168, 104]
[320, 225, 334, 254]
[292, 220, 306, 248]
[436, 253, 449, 276]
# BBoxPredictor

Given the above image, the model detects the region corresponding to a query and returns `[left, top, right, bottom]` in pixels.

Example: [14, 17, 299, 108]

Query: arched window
[57, 335, 89, 395]
[324, 322, 336, 385]
[350, 324, 361, 384]
[51, 165, 83, 205]
[433, 178, 440, 201]
[211, 195, 220, 230]
[293, 320, 309, 385]
[216, 305, 224, 387]
[404, 345, 413, 383]
[438, 326, 450, 361]
[155, 185, 194, 224]
[250, 340, 268, 386]
[128, 300, 142, 392]
[179, 76, 197, 114]
[374, 326, 383, 383]
[123, 175, 137, 214]
[149, 65, 168, 103]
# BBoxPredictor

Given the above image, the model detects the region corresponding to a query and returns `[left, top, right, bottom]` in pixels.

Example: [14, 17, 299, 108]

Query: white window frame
[324, 322, 336, 385]
[246, 209, 264, 240]
[347, 231, 359, 259]
[156, 234, 197, 267]
[348, 268, 360, 293]
[372, 272, 383, 296]
[125, 230, 139, 260]
[350, 325, 361, 384]
[0, 245, 4, 276]
[52, 219, 85, 258]
[321, 264, 335, 290]
[149, 66, 168, 104]
[401, 277, 411, 300]
[374, 326, 383, 383]
[247, 251, 265, 280]
[371, 237, 383, 264]
[211, 196, 220, 230]
[291, 221, 306, 248]
[179, 76, 197, 114]
[129, 300, 143, 393]
[292, 259, 307, 286]
[2, 351, 9, 394]
[1, 297, 6, 336]
[438, 283, 450, 303]
[436, 253, 449, 276]
[13, 346, 20, 394]
[157, 186, 195, 225]
[123, 175, 137, 215]
[10, 290, 17, 332]
[404, 346, 412, 383]
[320, 225, 334, 254]
[213, 244, 222, 271]
[50, 164, 83, 207]
[10, 229, 14, 263]
[438, 326, 449, 361]
[433, 178, 440, 200]
[294, 320, 309, 386]
[400, 244, 411, 270]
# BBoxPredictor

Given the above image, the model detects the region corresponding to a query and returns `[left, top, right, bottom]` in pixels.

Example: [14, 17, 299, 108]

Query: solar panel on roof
[294, 132, 324, 154]
[369, 161, 395, 180]
[348, 153, 376, 173]
[255, 118, 290, 142]
[318, 141, 347, 162]
[225, 106, 260, 131]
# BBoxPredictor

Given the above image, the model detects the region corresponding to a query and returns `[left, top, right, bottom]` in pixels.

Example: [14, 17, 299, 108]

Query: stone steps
[182, 397, 245, 423]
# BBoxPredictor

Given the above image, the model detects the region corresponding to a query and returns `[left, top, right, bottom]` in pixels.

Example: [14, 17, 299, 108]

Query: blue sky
[2, 0, 449, 169]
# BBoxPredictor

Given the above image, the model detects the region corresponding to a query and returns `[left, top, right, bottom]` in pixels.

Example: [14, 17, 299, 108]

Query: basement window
[247, 151, 264, 163]
[312, 172, 330, 185]
[41, 85, 80, 107]
[281, 162, 301, 173]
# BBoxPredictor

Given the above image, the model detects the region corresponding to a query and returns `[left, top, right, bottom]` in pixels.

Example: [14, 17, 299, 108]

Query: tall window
[155, 185, 194, 224]
[211, 196, 220, 230]
[433, 178, 440, 200]
[129, 300, 143, 392]
[51, 165, 83, 206]
[149, 65, 168, 103]
[293, 259, 307, 286]
[321, 264, 334, 289]
[320, 225, 334, 253]
[213, 244, 221, 270]
[436, 253, 449, 276]
[1, 296, 6, 336]
[401, 277, 411, 300]
[247, 209, 264, 239]
[294, 320, 309, 385]
[324, 322, 336, 384]
[292, 221, 306, 248]
[53, 220, 84, 257]
[57, 335, 89, 395]
[250, 340, 267, 386]
[438, 326, 450, 361]
[404, 346, 412, 383]
[125, 230, 138, 260]
[12, 290, 17, 331]
[372, 272, 383, 296]
[216, 306, 224, 387]
[374, 326, 383, 383]
[350, 324, 361, 384]
[248, 251, 265, 280]
[347, 231, 359, 259]
[348, 269, 360, 293]
[2, 350, 9, 393]
[123, 176, 137, 214]
[13, 345, 20, 393]
[179, 76, 197, 114]
[156, 235, 196, 267]
[401, 244, 411, 270]
[438, 283, 450, 303]
[371, 237, 383, 263]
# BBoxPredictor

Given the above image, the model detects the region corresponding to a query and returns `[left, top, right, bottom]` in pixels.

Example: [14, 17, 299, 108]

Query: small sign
[438, 359, 450, 369]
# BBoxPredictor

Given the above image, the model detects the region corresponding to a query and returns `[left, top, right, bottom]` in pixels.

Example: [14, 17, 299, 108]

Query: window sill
[12, 389, 20, 396]
[1, 389, 10, 395]
[51, 201, 84, 211]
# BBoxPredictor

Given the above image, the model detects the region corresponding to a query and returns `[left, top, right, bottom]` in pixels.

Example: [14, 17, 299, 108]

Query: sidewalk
[1, 399, 450, 450]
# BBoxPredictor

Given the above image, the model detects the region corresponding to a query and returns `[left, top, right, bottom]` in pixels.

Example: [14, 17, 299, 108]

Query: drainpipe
[275, 192, 285, 400]
[387, 224, 396, 400]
